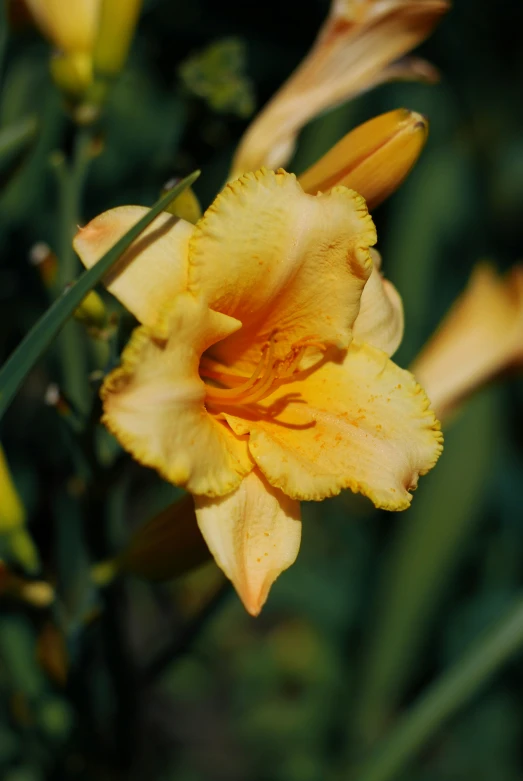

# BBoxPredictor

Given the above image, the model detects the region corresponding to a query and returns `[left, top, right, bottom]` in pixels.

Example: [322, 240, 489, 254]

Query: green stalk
[53, 128, 94, 413]
[56, 128, 93, 287]
[355, 595, 523, 781]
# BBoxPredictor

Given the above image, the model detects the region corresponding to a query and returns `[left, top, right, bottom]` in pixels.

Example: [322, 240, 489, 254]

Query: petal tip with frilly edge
[226, 343, 442, 511]
[195, 469, 302, 616]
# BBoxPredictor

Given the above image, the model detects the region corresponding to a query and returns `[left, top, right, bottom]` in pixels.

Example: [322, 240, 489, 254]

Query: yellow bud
[93, 0, 143, 78]
[26, 0, 142, 107]
[298, 109, 428, 210]
[119, 494, 211, 581]
[0, 445, 40, 574]
[0, 444, 25, 534]
[0, 561, 54, 606]
[9, 528, 40, 575]
[74, 290, 107, 330]
[162, 179, 202, 224]
[25, 0, 99, 55]
[50, 51, 93, 98]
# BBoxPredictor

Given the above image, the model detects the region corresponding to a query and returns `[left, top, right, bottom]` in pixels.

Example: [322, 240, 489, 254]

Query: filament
[201, 334, 326, 409]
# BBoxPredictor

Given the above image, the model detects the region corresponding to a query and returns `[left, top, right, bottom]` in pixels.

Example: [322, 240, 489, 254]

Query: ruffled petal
[230, 0, 448, 175]
[73, 206, 194, 334]
[102, 293, 253, 496]
[225, 344, 442, 510]
[189, 169, 376, 369]
[195, 469, 301, 616]
[352, 249, 404, 356]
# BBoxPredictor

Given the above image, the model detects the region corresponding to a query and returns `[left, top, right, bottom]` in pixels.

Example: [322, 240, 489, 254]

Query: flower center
[200, 335, 325, 409]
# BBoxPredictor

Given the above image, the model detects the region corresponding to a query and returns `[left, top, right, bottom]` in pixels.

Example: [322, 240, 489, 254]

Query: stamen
[200, 354, 266, 389]
[202, 334, 328, 409]
[203, 339, 275, 405]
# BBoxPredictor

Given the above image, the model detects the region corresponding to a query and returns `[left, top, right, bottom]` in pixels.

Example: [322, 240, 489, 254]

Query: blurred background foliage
[1, 0, 523, 780]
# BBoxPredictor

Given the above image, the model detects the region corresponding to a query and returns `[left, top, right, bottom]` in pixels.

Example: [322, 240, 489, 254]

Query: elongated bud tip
[299, 108, 429, 209]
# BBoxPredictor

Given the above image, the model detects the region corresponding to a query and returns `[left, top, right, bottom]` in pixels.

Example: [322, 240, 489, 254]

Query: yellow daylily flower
[230, 0, 449, 176]
[412, 263, 523, 421]
[25, 0, 142, 100]
[74, 169, 442, 615]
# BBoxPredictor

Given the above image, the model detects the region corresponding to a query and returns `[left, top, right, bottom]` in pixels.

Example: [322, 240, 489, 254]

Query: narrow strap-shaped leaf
[356, 594, 523, 781]
[354, 389, 499, 744]
[0, 116, 38, 175]
[0, 170, 200, 420]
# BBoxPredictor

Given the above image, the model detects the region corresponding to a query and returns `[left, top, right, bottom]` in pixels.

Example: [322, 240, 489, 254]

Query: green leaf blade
[0, 170, 200, 420]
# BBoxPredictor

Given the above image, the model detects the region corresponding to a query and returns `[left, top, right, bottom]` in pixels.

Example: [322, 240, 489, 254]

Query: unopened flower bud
[162, 178, 202, 224]
[50, 51, 93, 99]
[0, 446, 24, 535]
[74, 290, 107, 330]
[0, 445, 40, 574]
[119, 494, 211, 581]
[298, 108, 428, 209]
[26, 0, 143, 110]
[93, 0, 143, 79]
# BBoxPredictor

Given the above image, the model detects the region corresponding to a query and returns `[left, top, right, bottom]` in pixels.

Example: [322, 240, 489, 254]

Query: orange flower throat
[200, 335, 326, 409]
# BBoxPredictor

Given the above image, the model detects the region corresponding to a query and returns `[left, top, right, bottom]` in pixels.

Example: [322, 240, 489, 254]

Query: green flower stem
[54, 128, 94, 413]
[56, 128, 93, 286]
[354, 595, 523, 781]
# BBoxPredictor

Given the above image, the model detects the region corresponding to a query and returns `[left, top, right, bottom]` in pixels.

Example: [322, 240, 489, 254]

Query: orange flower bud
[298, 108, 428, 209]
[119, 494, 211, 581]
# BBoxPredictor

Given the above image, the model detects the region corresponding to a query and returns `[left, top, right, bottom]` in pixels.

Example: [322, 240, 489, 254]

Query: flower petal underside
[352, 249, 404, 356]
[73, 206, 194, 333]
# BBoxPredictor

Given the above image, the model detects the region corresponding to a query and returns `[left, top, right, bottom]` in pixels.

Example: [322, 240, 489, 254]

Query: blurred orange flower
[231, 0, 449, 177]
